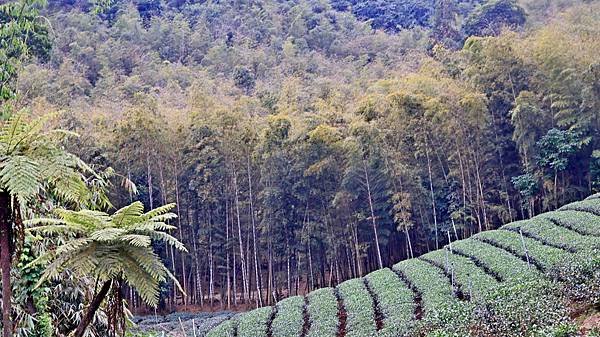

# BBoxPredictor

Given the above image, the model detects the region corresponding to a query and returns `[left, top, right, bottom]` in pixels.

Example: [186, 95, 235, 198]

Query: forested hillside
[1, 0, 600, 335]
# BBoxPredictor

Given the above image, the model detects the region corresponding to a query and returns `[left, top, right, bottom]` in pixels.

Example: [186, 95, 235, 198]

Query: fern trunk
[73, 280, 112, 337]
[0, 191, 13, 337]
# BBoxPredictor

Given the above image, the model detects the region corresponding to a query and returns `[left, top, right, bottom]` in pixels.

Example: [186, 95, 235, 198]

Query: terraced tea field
[205, 196, 600, 336]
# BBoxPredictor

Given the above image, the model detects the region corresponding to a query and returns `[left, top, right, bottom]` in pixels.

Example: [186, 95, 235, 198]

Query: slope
[205, 195, 600, 336]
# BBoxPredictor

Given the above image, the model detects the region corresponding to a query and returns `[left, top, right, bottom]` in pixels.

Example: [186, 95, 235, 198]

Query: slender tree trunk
[307, 238, 314, 292]
[174, 165, 187, 306]
[73, 280, 112, 337]
[208, 216, 214, 307]
[146, 149, 153, 209]
[405, 227, 414, 259]
[425, 146, 439, 250]
[0, 192, 13, 337]
[226, 200, 231, 309]
[247, 156, 263, 307]
[233, 174, 249, 302]
[363, 160, 383, 269]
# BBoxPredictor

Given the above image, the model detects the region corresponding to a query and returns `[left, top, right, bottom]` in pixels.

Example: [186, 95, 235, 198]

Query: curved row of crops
[206, 195, 600, 337]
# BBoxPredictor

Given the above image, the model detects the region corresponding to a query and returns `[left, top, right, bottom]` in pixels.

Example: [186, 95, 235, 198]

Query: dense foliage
[0, 0, 599, 335]
[5, 0, 599, 313]
[207, 197, 600, 336]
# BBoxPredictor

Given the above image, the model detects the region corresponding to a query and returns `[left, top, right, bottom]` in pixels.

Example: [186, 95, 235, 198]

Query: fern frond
[112, 202, 144, 227]
[140, 203, 176, 221]
[139, 230, 187, 252]
[120, 234, 151, 247]
[0, 154, 42, 202]
[90, 228, 126, 242]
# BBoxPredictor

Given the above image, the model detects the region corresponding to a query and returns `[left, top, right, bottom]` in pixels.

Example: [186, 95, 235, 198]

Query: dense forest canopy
[1, 0, 600, 335]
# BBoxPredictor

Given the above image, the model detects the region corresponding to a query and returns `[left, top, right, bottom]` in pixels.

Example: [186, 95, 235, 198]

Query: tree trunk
[363, 160, 383, 269]
[0, 192, 13, 337]
[247, 156, 263, 307]
[425, 146, 439, 250]
[73, 280, 112, 337]
[233, 174, 249, 302]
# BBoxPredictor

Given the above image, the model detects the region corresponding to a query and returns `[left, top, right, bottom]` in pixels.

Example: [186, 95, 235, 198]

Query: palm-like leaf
[26, 201, 187, 307]
[0, 111, 104, 209]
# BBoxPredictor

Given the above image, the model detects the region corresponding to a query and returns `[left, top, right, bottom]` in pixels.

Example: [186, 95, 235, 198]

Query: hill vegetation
[205, 196, 600, 336]
[1, 0, 599, 336]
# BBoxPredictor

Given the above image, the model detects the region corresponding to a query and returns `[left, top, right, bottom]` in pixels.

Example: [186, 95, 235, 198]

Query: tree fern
[26, 201, 187, 336]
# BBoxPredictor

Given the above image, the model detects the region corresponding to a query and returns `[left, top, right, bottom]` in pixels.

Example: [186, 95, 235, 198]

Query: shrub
[393, 259, 455, 316]
[237, 306, 272, 337]
[453, 238, 538, 281]
[558, 199, 600, 216]
[421, 249, 499, 300]
[471, 279, 570, 337]
[205, 318, 236, 337]
[271, 296, 305, 337]
[542, 210, 600, 236]
[364, 268, 414, 336]
[306, 288, 338, 337]
[548, 251, 600, 304]
[474, 230, 570, 271]
[503, 218, 599, 252]
[336, 278, 377, 337]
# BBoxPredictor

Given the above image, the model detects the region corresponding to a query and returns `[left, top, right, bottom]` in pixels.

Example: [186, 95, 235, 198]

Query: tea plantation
[205, 196, 600, 336]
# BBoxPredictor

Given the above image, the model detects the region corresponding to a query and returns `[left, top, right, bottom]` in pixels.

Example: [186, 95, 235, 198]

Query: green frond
[140, 203, 176, 221]
[165, 267, 185, 296]
[50, 172, 92, 205]
[29, 201, 187, 310]
[120, 245, 167, 282]
[120, 253, 162, 307]
[0, 154, 42, 202]
[25, 217, 64, 227]
[55, 238, 94, 255]
[133, 221, 177, 232]
[90, 228, 126, 242]
[26, 223, 83, 236]
[0, 112, 28, 154]
[7, 113, 58, 152]
[145, 212, 178, 223]
[53, 209, 111, 231]
[120, 234, 151, 247]
[112, 202, 144, 227]
[139, 230, 187, 253]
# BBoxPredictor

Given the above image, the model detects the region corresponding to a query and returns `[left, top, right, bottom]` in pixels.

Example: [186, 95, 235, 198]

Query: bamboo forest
[0, 0, 599, 336]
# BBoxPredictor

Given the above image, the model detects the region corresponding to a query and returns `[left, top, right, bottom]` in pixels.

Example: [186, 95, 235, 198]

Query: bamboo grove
[4, 0, 600, 313]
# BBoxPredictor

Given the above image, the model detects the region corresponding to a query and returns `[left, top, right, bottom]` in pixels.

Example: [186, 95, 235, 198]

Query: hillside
[205, 195, 600, 336]
[1, 0, 600, 336]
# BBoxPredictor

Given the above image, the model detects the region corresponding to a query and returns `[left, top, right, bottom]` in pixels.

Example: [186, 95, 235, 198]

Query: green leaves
[306, 288, 339, 337]
[336, 278, 377, 337]
[27, 201, 186, 308]
[0, 154, 41, 203]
